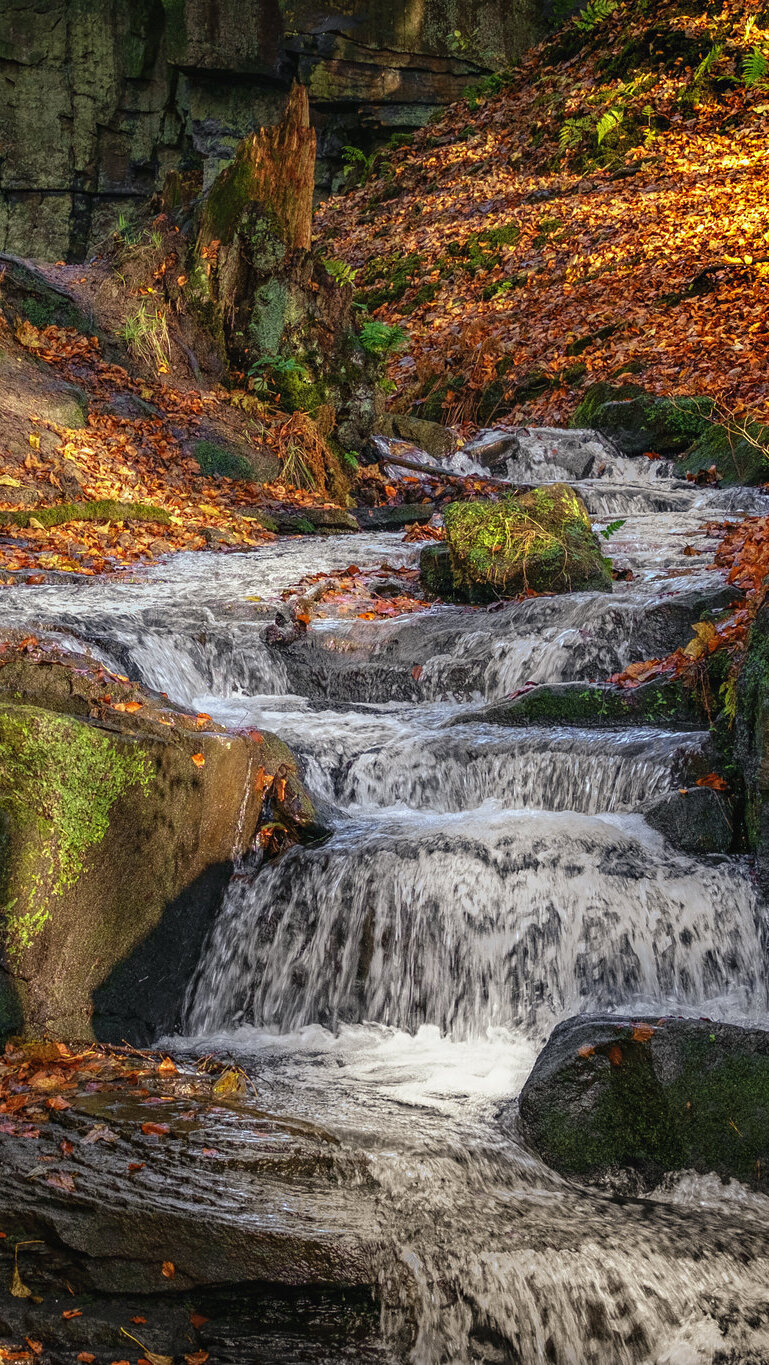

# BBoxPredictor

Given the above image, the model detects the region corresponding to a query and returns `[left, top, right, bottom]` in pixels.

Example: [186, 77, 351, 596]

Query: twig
[380, 451, 529, 490]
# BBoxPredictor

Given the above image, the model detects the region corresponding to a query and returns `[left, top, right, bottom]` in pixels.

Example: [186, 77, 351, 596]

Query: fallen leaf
[62, 1309, 83, 1319]
[577, 1044, 595, 1058]
[185, 1353, 210, 1364]
[195, 713, 213, 728]
[189, 1313, 209, 1329]
[128, 1162, 146, 1173]
[132, 1317, 147, 1325]
[212, 1067, 247, 1099]
[161, 1261, 175, 1279]
[632, 1024, 655, 1043]
[28, 518, 45, 531]
[608, 1044, 623, 1067]
[112, 700, 143, 713]
[141, 1122, 170, 1136]
[190, 752, 206, 767]
[77, 1355, 96, 1363]
[46, 1171, 76, 1193]
[28, 434, 40, 451]
[696, 772, 729, 791]
[23, 1342, 42, 1357]
[156, 1056, 178, 1074]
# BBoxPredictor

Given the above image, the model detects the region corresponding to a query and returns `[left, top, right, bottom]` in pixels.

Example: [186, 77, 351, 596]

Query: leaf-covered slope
[317, 0, 769, 429]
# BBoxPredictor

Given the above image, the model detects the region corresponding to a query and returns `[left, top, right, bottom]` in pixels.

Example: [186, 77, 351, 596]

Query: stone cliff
[0, 0, 547, 261]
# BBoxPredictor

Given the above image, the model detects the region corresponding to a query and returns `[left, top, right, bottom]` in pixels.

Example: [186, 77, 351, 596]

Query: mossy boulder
[571, 382, 713, 456]
[440, 484, 612, 602]
[736, 598, 769, 889]
[676, 421, 769, 486]
[451, 679, 704, 730]
[0, 641, 320, 1043]
[514, 1015, 769, 1190]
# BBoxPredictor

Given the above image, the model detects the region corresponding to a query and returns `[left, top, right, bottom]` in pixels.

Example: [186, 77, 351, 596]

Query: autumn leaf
[141, 1122, 170, 1136]
[608, 1045, 623, 1067]
[62, 1309, 83, 1319]
[696, 772, 729, 791]
[46, 1171, 76, 1193]
[191, 752, 206, 767]
[112, 699, 143, 713]
[77, 1355, 96, 1363]
[157, 1056, 178, 1074]
[161, 1261, 175, 1279]
[632, 1024, 655, 1043]
[212, 1067, 247, 1100]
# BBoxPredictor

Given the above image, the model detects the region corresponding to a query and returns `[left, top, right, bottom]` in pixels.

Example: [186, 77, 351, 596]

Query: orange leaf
[190, 1313, 209, 1330]
[195, 713, 213, 728]
[77, 1355, 95, 1363]
[112, 700, 143, 713]
[696, 772, 728, 791]
[161, 1260, 175, 1279]
[62, 1309, 83, 1319]
[156, 1056, 178, 1075]
[632, 1024, 655, 1043]
[577, 1044, 594, 1058]
[608, 1044, 623, 1067]
[141, 1122, 170, 1136]
[191, 752, 206, 767]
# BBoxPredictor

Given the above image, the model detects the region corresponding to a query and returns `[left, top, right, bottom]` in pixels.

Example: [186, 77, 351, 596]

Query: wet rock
[202, 526, 241, 546]
[272, 507, 359, 535]
[453, 680, 705, 730]
[737, 597, 769, 891]
[645, 786, 733, 854]
[514, 1014, 769, 1190]
[570, 383, 713, 456]
[676, 420, 769, 486]
[0, 1082, 384, 1358]
[465, 427, 609, 480]
[441, 484, 612, 601]
[0, 641, 320, 1043]
[374, 414, 455, 459]
[354, 502, 435, 531]
[419, 543, 456, 599]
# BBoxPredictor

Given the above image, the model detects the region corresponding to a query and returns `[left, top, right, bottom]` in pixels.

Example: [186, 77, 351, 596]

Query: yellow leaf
[28, 434, 40, 451]
[28, 517, 45, 531]
[197, 505, 220, 517]
[0, 476, 21, 487]
[212, 1067, 248, 1099]
[191, 752, 206, 767]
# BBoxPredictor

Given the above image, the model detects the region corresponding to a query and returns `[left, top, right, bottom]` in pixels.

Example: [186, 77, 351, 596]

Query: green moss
[677, 421, 769, 487]
[444, 484, 611, 599]
[194, 441, 253, 481]
[0, 500, 170, 530]
[0, 707, 154, 956]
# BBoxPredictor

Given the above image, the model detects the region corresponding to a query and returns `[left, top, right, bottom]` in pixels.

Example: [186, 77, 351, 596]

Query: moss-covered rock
[0, 642, 320, 1043]
[193, 436, 281, 484]
[0, 501, 170, 530]
[452, 679, 705, 730]
[514, 1015, 769, 1190]
[736, 598, 769, 888]
[570, 382, 713, 456]
[441, 484, 612, 601]
[676, 421, 769, 486]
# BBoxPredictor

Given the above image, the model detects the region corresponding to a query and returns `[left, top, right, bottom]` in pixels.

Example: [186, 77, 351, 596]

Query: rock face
[0, 0, 547, 260]
[438, 484, 612, 601]
[737, 597, 769, 892]
[515, 1014, 769, 1190]
[189, 95, 380, 454]
[0, 640, 320, 1043]
[570, 383, 713, 457]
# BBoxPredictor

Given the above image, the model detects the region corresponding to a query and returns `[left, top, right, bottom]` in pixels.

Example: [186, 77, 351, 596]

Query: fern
[693, 43, 724, 85]
[596, 105, 624, 144]
[574, 0, 618, 33]
[323, 257, 357, 288]
[559, 116, 593, 149]
[743, 46, 769, 87]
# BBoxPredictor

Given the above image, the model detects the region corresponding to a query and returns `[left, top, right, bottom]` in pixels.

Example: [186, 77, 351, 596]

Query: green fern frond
[574, 0, 618, 33]
[596, 106, 624, 144]
[743, 46, 769, 87]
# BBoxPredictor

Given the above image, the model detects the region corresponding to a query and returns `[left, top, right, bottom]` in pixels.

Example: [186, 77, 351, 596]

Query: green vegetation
[0, 501, 170, 529]
[0, 706, 153, 955]
[359, 319, 408, 357]
[194, 441, 253, 481]
[122, 303, 171, 371]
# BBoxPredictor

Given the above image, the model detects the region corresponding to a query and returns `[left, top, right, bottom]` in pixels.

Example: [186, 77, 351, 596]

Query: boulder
[645, 786, 733, 854]
[571, 383, 713, 456]
[374, 414, 455, 459]
[354, 502, 435, 531]
[451, 679, 704, 730]
[514, 1014, 769, 1190]
[737, 598, 769, 891]
[676, 420, 769, 486]
[439, 484, 612, 601]
[464, 427, 607, 480]
[0, 639, 320, 1043]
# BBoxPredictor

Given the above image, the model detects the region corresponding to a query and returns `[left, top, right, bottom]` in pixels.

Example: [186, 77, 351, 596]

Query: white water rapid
[5, 443, 769, 1363]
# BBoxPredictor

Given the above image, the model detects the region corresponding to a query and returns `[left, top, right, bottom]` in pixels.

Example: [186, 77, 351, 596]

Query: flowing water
[6, 444, 769, 1362]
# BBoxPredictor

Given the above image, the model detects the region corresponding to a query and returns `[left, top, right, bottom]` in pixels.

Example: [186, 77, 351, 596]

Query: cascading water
[7, 442, 769, 1362]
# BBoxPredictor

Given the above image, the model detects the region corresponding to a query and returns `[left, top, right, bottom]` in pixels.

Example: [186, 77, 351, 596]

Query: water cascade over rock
[4, 431, 769, 1361]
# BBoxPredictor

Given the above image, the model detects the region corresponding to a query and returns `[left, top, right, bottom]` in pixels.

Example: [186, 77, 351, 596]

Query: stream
[4, 439, 769, 1362]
